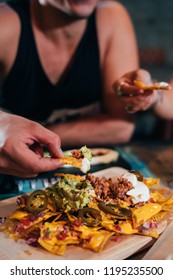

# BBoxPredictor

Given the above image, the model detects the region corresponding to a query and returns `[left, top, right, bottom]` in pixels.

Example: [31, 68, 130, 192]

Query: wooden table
[119, 140, 173, 189]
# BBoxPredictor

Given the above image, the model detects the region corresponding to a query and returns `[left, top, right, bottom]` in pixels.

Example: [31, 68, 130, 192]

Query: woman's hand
[113, 69, 160, 113]
[0, 111, 64, 177]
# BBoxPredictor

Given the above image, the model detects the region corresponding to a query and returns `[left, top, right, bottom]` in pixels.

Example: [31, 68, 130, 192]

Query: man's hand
[0, 111, 64, 177]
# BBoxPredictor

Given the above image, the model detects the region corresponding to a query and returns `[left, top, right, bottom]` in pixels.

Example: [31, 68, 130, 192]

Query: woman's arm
[0, 3, 21, 83]
[154, 78, 173, 119]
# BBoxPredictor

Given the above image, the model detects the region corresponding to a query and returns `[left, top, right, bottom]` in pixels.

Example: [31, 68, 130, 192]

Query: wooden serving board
[0, 167, 168, 260]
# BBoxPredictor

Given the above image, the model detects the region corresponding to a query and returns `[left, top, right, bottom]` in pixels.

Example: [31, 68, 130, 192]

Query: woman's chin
[69, 6, 96, 18]
[43, 0, 97, 19]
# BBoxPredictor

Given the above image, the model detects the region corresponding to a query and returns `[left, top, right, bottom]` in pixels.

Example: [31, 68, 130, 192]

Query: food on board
[1, 170, 173, 256]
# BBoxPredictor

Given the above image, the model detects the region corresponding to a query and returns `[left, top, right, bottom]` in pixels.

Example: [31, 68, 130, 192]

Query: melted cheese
[132, 202, 162, 227]
[9, 210, 29, 220]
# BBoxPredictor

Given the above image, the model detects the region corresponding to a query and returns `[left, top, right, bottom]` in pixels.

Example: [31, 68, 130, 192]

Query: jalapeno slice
[26, 190, 48, 213]
[78, 207, 102, 227]
[98, 202, 131, 217]
[129, 170, 143, 182]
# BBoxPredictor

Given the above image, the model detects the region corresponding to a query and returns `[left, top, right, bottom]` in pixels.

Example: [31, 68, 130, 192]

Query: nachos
[60, 146, 92, 173]
[1, 170, 173, 256]
[134, 80, 171, 91]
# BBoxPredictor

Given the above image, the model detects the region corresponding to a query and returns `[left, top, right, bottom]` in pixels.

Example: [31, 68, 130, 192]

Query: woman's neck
[31, 0, 87, 44]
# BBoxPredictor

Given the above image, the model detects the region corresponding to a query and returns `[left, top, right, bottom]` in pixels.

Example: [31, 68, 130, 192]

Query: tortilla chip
[132, 203, 162, 228]
[81, 230, 114, 252]
[38, 239, 67, 256]
[54, 173, 83, 180]
[38, 220, 80, 255]
[60, 156, 82, 168]
[144, 178, 160, 188]
[134, 80, 171, 90]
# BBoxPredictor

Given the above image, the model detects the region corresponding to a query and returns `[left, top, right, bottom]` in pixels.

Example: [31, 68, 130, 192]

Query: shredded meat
[86, 174, 135, 206]
[86, 174, 110, 200]
[110, 178, 133, 200]
[71, 150, 83, 159]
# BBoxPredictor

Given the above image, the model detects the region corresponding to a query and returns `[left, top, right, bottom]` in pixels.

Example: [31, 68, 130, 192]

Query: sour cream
[81, 158, 91, 173]
[122, 172, 150, 204]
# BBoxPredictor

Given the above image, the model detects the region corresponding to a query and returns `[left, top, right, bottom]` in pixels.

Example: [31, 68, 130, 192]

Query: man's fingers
[47, 142, 63, 158]
[119, 84, 144, 97]
[29, 142, 44, 157]
[113, 81, 144, 97]
[31, 124, 63, 158]
[19, 148, 64, 173]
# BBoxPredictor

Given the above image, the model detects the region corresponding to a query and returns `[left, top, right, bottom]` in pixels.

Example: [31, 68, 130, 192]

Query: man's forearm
[47, 115, 135, 148]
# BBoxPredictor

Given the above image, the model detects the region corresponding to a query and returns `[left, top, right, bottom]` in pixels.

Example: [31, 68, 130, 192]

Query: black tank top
[1, 0, 101, 124]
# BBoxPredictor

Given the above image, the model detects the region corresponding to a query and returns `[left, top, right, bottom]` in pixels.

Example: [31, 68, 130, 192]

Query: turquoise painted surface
[115, 147, 157, 178]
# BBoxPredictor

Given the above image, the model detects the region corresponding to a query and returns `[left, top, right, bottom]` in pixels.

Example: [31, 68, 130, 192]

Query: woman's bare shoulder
[0, 3, 21, 59]
[96, 0, 132, 27]
[96, 1, 135, 63]
[0, 3, 20, 29]
[0, 3, 21, 80]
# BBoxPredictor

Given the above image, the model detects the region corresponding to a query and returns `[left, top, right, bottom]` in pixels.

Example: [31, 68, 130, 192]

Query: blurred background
[119, 0, 173, 141]
[0, 0, 172, 198]
[120, 0, 173, 77]
[0, 0, 173, 140]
